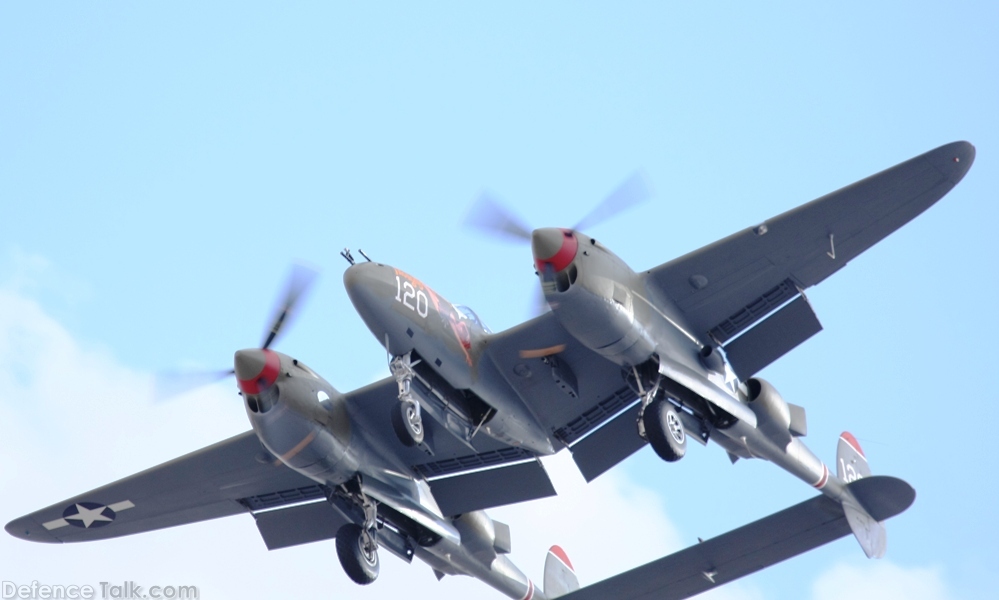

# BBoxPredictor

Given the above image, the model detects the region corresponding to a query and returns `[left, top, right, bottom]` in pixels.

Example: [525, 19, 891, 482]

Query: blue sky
[2, 3, 997, 599]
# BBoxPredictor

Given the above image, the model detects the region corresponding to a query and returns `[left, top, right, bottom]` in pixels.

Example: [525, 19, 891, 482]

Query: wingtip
[5, 517, 61, 544]
[927, 141, 975, 184]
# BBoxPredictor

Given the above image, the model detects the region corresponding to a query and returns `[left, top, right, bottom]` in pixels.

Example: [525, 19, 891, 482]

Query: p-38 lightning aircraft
[341, 140, 973, 559]
[6, 141, 970, 598]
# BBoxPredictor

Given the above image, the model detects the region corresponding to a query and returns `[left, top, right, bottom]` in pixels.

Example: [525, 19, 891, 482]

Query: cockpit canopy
[455, 305, 490, 333]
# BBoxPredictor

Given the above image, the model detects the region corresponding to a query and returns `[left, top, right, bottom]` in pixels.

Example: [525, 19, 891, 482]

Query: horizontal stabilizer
[561, 475, 914, 600]
[848, 474, 916, 520]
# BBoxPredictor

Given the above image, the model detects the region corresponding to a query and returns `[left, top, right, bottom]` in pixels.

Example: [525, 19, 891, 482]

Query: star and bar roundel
[42, 500, 135, 530]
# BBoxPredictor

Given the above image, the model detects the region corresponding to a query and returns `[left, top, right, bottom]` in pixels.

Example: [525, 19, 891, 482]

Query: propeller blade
[573, 171, 653, 232]
[153, 368, 234, 402]
[463, 191, 533, 242]
[262, 263, 319, 350]
[532, 284, 551, 317]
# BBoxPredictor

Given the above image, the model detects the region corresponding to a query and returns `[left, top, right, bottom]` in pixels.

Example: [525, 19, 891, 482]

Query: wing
[5, 431, 320, 544]
[481, 312, 647, 482]
[645, 141, 975, 379]
[342, 378, 558, 516]
[563, 476, 915, 600]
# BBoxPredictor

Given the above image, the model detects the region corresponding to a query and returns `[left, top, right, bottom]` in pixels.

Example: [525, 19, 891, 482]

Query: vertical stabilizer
[837, 432, 886, 558]
[544, 546, 579, 598]
[837, 431, 871, 481]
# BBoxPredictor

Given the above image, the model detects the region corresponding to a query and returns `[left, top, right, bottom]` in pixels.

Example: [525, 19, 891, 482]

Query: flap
[568, 400, 645, 482]
[427, 460, 556, 517]
[254, 501, 349, 551]
[723, 295, 823, 380]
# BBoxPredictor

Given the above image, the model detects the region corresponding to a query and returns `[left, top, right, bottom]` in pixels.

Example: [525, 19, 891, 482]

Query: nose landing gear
[389, 352, 425, 446]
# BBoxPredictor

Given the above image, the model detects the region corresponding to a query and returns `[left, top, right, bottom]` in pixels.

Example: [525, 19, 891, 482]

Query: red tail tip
[548, 545, 574, 572]
[840, 431, 865, 458]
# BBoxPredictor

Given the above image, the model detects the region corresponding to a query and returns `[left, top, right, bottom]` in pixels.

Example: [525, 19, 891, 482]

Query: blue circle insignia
[62, 502, 117, 528]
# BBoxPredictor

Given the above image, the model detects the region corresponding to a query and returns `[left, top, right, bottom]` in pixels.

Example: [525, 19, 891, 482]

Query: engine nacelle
[746, 378, 792, 448]
[452, 511, 512, 557]
[245, 352, 359, 486]
[544, 231, 656, 366]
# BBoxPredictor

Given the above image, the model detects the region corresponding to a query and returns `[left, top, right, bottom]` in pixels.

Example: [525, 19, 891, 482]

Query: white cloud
[0, 245, 92, 306]
[491, 451, 684, 586]
[811, 561, 953, 600]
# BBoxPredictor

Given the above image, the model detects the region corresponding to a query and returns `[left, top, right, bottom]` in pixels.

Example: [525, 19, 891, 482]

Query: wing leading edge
[646, 141, 975, 378]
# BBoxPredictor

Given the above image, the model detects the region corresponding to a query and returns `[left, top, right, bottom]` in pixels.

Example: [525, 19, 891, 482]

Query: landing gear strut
[389, 352, 425, 446]
[633, 363, 687, 462]
[335, 482, 381, 585]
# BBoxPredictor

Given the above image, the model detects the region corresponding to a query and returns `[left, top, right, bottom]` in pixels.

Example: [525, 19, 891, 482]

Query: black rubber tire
[336, 524, 379, 585]
[643, 398, 687, 462]
[392, 400, 425, 446]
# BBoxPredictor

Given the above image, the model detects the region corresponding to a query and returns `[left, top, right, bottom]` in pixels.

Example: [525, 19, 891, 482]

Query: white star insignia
[43, 499, 135, 531]
[64, 504, 113, 528]
[723, 363, 739, 392]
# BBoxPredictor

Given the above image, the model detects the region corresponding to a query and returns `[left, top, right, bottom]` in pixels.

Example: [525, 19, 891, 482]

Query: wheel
[643, 398, 686, 462]
[336, 524, 379, 585]
[392, 400, 425, 446]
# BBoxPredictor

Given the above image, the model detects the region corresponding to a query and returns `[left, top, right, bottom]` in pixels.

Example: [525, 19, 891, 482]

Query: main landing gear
[336, 523, 379, 585]
[642, 396, 687, 462]
[389, 352, 425, 446]
[334, 484, 381, 585]
[633, 364, 687, 463]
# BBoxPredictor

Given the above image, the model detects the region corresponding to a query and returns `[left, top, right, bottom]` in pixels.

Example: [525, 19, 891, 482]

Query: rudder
[837, 432, 886, 558]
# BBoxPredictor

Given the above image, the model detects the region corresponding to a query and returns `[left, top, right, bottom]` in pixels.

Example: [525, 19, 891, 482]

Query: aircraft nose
[532, 227, 578, 273]
[343, 263, 381, 305]
[234, 349, 281, 395]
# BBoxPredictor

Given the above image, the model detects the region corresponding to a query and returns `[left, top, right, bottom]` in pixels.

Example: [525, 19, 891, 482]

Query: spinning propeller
[463, 171, 653, 316]
[464, 170, 653, 243]
[153, 263, 319, 401]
